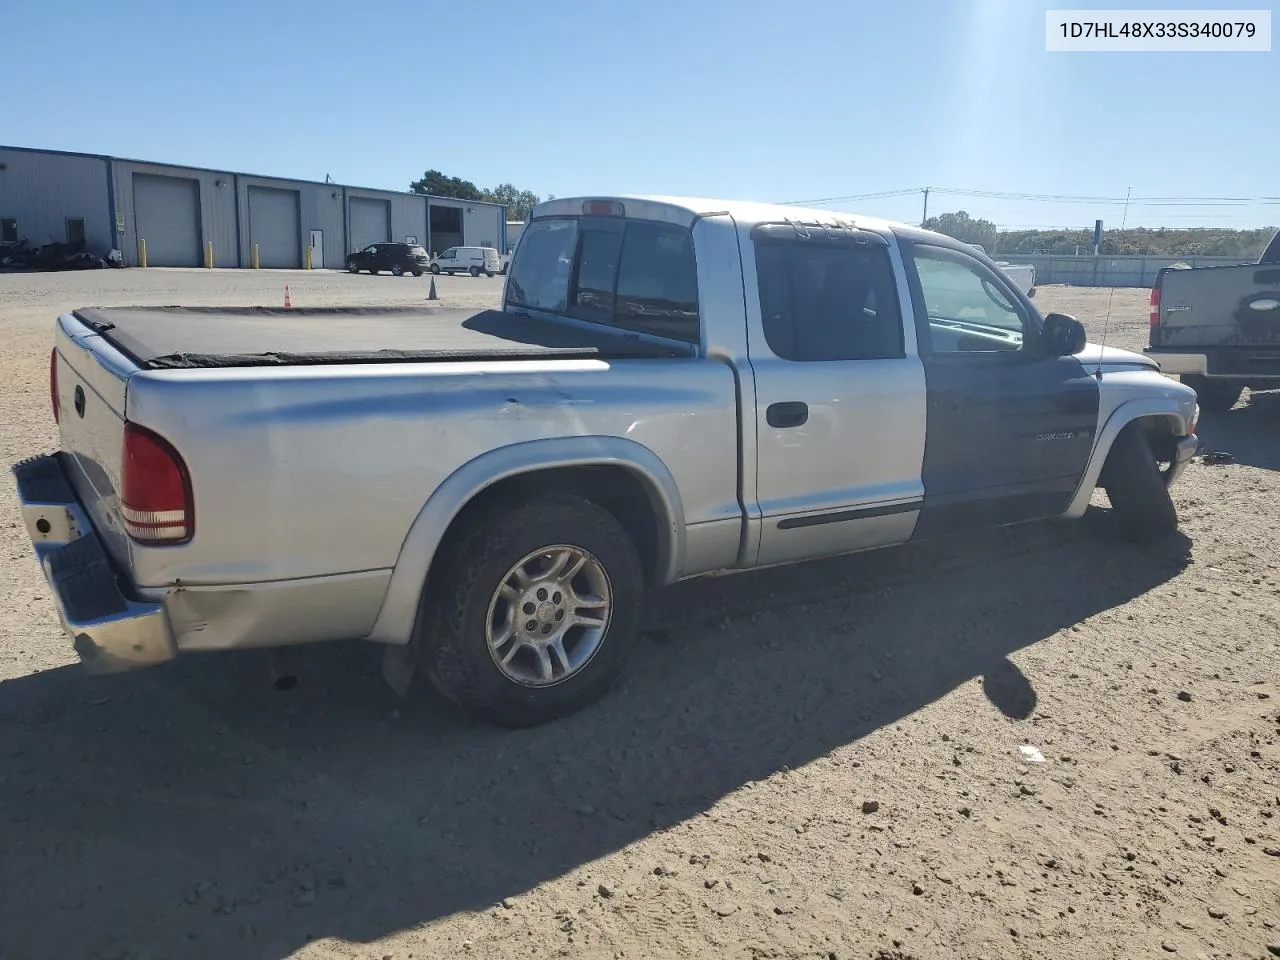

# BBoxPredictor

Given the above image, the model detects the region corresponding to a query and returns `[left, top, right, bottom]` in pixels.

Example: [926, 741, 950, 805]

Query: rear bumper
[11, 453, 177, 674]
[1145, 347, 1280, 381]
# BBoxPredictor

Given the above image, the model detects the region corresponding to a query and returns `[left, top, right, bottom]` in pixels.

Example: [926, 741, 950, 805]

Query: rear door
[749, 224, 928, 567]
[899, 239, 1099, 537]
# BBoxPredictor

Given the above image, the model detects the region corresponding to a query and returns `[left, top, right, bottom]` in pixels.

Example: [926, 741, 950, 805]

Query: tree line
[923, 210, 1277, 259]
[409, 170, 551, 221]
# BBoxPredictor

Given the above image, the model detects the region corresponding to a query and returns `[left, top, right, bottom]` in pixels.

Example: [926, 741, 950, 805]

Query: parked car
[13, 194, 1199, 729]
[346, 242, 431, 276]
[1144, 229, 1280, 411]
[430, 246, 500, 277]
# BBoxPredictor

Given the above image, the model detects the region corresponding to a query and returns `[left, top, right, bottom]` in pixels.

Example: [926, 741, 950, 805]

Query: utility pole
[920, 187, 930, 227]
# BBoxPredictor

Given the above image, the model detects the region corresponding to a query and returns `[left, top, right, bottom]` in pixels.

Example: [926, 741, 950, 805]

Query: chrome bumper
[11, 453, 176, 674]
[1168, 433, 1200, 486]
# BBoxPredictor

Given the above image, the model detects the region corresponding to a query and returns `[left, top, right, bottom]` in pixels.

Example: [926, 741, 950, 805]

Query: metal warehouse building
[0, 145, 508, 269]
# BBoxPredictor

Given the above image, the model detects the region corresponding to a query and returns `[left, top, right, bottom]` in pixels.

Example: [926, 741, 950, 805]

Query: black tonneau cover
[70, 306, 687, 370]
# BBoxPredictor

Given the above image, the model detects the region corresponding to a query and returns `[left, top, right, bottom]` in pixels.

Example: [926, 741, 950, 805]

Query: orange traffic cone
[283, 285, 292, 309]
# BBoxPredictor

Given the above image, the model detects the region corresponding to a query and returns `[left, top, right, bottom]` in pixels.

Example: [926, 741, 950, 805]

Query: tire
[368, 268, 379, 276]
[1100, 421, 1178, 542]
[485, 270, 494, 278]
[391, 263, 404, 277]
[346, 261, 359, 274]
[1180, 375, 1243, 413]
[412, 270, 423, 277]
[469, 266, 480, 277]
[430, 264, 440, 275]
[418, 493, 644, 728]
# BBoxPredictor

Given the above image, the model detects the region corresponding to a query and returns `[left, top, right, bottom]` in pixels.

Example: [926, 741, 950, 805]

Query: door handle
[766, 401, 808, 428]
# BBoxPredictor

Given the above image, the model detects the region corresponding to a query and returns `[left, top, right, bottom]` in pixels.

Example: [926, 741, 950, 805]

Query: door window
[754, 237, 904, 361]
[910, 248, 1027, 354]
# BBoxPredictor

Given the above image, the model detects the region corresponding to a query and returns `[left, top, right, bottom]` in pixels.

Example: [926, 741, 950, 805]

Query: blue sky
[5, 0, 1277, 229]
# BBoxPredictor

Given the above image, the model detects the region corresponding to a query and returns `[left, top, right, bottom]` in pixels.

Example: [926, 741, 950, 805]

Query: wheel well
[435, 466, 666, 587]
[1136, 414, 1182, 463]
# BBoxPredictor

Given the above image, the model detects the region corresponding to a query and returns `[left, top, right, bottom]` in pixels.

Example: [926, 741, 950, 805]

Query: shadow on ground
[0, 513, 1191, 959]
[1195, 388, 1280, 470]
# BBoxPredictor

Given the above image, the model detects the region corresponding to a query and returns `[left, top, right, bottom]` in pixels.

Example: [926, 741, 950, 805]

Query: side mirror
[1041, 313, 1087, 356]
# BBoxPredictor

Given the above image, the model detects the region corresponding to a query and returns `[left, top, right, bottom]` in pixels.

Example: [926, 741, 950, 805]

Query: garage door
[133, 174, 201, 267]
[247, 186, 301, 268]
[350, 197, 390, 251]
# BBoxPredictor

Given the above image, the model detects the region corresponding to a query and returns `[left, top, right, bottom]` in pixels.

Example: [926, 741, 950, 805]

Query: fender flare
[1062, 398, 1192, 519]
[365, 436, 686, 644]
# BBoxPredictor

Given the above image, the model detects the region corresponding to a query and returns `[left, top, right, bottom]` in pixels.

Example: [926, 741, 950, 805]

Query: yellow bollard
[252, 243, 260, 270]
[305, 245, 313, 270]
[139, 238, 147, 268]
[205, 241, 214, 269]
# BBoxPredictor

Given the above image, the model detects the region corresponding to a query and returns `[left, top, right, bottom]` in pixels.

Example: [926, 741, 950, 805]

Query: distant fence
[1000, 254, 1253, 288]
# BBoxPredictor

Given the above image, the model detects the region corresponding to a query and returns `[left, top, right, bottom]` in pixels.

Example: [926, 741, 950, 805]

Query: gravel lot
[1, 269, 1277, 960]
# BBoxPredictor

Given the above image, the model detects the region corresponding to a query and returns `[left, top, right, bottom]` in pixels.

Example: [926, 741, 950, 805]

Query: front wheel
[468, 266, 480, 277]
[412, 269, 423, 277]
[1181, 375, 1243, 414]
[1100, 421, 1178, 542]
[430, 264, 441, 275]
[418, 493, 644, 728]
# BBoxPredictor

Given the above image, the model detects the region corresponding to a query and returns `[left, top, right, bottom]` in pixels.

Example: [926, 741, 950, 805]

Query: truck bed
[70, 305, 687, 370]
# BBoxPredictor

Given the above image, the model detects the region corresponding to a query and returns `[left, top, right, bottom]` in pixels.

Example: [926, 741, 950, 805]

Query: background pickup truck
[14, 195, 1199, 728]
[1145, 229, 1280, 412]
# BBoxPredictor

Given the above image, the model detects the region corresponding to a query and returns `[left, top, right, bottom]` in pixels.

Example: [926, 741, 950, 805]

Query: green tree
[409, 170, 483, 201]
[923, 210, 999, 251]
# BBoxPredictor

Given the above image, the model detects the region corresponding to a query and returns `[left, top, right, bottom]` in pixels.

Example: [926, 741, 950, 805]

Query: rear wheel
[391, 263, 404, 277]
[412, 269, 423, 277]
[346, 261, 359, 274]
[1100, 421, 1178, 542]
[1181, 375, 1243, 413]
[468, 266, 480, 277]
[418, 493, 644, 728]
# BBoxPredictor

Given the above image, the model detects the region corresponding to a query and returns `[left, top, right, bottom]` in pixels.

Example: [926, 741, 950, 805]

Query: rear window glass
[572, 229, 624, 320]
[506, 220, 579, 314]
[508, 217, 700, 343]
[409, 246, 428, 257]
[612, 222, 699, 342]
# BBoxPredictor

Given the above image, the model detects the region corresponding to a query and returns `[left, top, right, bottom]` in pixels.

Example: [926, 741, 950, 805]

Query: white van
[430, 246, 500, 277]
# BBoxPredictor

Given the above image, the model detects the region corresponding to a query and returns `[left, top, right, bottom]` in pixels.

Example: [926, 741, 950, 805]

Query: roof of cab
[530, 193, 913, 235]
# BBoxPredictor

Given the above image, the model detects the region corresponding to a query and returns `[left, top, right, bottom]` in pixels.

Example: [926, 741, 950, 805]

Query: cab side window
[754, 233, 904, 361]
[909, 247, 1028, 354]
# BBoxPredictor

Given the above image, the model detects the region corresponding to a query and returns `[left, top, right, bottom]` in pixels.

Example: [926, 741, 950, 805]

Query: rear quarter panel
[121, 358, 741, 589]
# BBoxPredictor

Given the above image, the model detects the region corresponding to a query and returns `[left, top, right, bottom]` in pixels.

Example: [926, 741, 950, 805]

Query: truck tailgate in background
[52, 313, 137, 570]
[1154, 263, 1280, 348]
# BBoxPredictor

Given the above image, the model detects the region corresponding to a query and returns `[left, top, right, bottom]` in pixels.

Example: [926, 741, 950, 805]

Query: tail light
[1149, 285, 1161, 329]
[121, 423, 194, 545]
[50, 349, 60, 424]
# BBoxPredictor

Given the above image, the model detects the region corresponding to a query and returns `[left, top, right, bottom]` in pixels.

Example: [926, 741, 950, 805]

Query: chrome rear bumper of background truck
[11, 453, 177, 674]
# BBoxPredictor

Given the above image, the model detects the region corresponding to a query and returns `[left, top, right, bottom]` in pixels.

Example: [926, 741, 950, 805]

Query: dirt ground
[0, 270, 1277, 960]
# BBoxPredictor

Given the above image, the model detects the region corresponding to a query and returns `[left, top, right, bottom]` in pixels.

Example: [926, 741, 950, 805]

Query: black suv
[346, 242, 431, 277]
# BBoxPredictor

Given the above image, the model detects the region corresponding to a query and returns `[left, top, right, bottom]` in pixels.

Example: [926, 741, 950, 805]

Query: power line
[776, 186, 1280, 207]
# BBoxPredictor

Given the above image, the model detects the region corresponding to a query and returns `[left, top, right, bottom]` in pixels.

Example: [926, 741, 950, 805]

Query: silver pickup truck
[13, 195, 1200, 728]
[1145, 229, 1280, 411]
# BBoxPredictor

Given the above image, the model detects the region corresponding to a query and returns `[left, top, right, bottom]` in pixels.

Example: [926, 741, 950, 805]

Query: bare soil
[0, 271, 1277, 960]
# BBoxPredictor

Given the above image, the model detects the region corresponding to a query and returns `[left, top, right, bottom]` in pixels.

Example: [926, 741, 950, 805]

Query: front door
[310, 230, 324, 269]
[749, 223, 928, 567]
[900, 240, 1100, 539]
